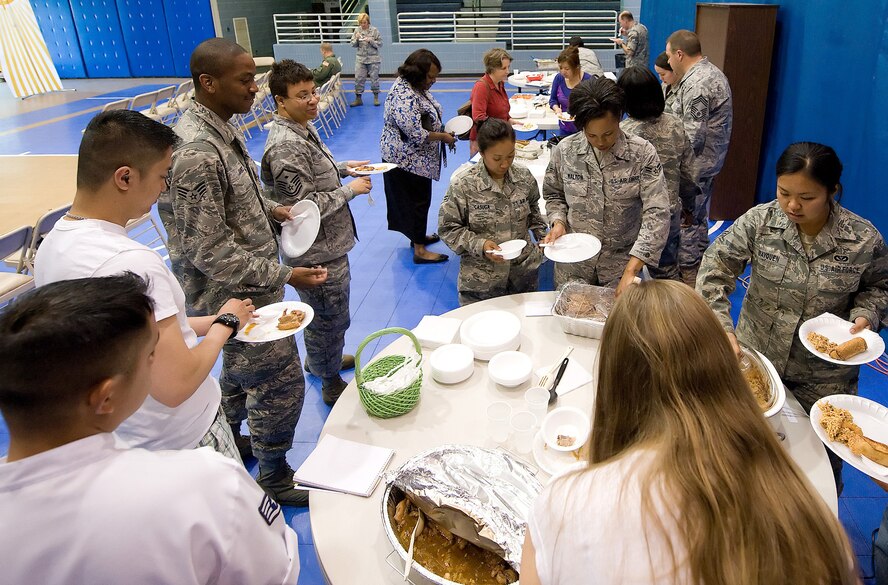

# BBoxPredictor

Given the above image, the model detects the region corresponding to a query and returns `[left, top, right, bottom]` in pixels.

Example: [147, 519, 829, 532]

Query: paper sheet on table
[524, 301, 553, 317]
[412, 315, 462, 350]
[535, 360, 593, 396]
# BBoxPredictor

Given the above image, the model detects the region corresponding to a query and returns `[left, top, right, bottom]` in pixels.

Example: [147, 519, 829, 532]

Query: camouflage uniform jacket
[624, 23, 649, 69]
[261, 114, 356, 266]
[577, 47, 604, 77]
[438, 162, 546, 294]
[621, 112, 700, 217]
[663, 83, 676, 113]
[671, 57, 733, 179]
[164, 101, 290, 314]
[698, 201, 888, 385]
[350, 25, 381, 64]
[543, 131, 670, 276]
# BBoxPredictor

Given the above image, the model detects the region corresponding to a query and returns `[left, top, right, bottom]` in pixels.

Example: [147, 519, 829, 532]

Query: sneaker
[257, 463, 309, 507]
[322, 377, 348, 406]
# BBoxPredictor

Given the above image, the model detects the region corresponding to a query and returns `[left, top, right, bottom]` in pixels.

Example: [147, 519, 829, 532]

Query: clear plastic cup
[524, 386, 550, 425]
[487, 401, 512, 445]
[511, 411, 537, 454]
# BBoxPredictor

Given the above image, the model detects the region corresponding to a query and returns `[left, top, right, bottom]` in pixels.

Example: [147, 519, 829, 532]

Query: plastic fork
[403, 512, 424, 580]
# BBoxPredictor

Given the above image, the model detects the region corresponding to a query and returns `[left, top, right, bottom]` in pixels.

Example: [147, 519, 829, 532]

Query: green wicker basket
[355, 327, 423, 419]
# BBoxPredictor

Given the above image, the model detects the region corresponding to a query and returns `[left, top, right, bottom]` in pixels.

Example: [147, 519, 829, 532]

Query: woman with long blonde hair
[520, 280, 857, 584]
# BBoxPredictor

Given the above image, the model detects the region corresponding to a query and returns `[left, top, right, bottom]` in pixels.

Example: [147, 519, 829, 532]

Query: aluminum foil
[385, 444, 542, 571]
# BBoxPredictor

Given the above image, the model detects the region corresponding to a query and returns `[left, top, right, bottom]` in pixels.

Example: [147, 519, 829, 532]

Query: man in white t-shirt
[0, 275, 299, 584]
[35, 110, 255, 456]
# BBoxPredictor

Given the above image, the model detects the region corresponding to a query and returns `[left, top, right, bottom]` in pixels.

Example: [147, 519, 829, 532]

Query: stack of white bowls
[459, 310, 522, 361]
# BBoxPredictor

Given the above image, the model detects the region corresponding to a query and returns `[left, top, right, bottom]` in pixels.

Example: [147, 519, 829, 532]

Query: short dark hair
[398, 49, 442, 89]
[618, 66, 665, 120]
[667, 30, 702, 56]
[654, 52, 672, 71]
[0, 274, 155, 421]
[570, 77, 625, 129]
[78, 110, 178, 191]
[477, 118, 515, 152]
[776, 142, 844, 199]
[190, 37, 249, 89]
[568, 36, 585, 48]
[619, 10, 634, 21]
[269, 59, 314, 98]
[557, 46, 580, 71]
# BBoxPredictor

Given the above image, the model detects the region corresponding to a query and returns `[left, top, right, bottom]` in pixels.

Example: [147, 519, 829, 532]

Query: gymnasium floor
[1, 76, 887, 583]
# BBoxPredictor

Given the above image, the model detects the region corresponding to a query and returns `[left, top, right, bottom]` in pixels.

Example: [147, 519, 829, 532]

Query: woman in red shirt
[470, 48, 518, 156]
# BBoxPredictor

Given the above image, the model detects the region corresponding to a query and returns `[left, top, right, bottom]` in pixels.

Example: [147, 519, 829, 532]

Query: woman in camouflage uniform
[438, 119, 546, 305]
[698, 142, 888, 493]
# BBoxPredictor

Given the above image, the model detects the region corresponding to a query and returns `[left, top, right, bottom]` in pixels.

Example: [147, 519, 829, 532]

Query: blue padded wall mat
[162, 0, 215, 77]
[30, 0, 87, 79]
[69, 0, 131, 77]
[116, 0, 176, 76]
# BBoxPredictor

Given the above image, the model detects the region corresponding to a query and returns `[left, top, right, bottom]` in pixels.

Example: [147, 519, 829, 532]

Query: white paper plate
[532, 431, 585, 478]
[512, 122, 538, 132]
[810, 395, 888, 480]
[235, 301, 314, 343]
[280, 200, 320, 258]
[349, 162, 397, 175]
[751, 349, 786, 419]
[460, 310, 521, 347]
[543, 233, 602, 263]
[798, 313, 885, 365]
[556, 112, 575, 122]
[444, 115, 473, 135]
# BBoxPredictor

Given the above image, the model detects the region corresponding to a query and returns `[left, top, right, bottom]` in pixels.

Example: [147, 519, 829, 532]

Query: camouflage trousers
[458, 268, 539, 306]
[554, 256, 624, 290]
[647, 201, 681, 281]
[294, 255, 351, 381]
[355, 62, 380, 94]
[220, 289, 305, 467]
[678, 175, 714, 286]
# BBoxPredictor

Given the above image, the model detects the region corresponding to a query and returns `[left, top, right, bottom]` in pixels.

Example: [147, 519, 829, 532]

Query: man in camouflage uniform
[161, 38, 327, 507]
[697, 199, 888, 493]
[614, 11, 649, 69]
[261, 60, 373, 405]
[666, 29, 733, 286]
[621, 81, 701, 280]
[438, 142, 546, 305]
[542, 78, 670, 294]
[349, 12, 382, 106]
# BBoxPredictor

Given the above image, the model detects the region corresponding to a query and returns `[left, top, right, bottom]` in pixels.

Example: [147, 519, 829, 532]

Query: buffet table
[309, 292, 838, 584]
[507, 71, 555, 93]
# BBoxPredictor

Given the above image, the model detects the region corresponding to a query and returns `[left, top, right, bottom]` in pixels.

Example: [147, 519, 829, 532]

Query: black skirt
[382, 164, 433, 244]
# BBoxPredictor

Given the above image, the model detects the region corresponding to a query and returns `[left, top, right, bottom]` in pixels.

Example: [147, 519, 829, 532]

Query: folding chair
[101, 98, 132, 113]
[144, 85, 178, 124]
[21, 204, 73, 274]
[0, 225, 35, 305]
[129, 89, 161, 115]
[126, 213, 169, 263]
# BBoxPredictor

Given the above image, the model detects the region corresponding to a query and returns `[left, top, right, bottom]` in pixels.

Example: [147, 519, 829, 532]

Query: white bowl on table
[541, 407, 591, 452]
[488, 351, 533, 387]
[509, 104, 528, 119]
[429, 343, 475, 385]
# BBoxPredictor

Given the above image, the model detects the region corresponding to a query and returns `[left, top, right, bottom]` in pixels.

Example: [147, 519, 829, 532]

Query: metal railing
[274, 12, 364, 44]
[396, 10, 619, 50]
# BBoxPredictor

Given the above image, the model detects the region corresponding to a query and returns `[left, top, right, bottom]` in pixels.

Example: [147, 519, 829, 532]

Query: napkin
[524, 301, 553, 317]
[412, 315, 462, 350]
[535, 359, 593, 396]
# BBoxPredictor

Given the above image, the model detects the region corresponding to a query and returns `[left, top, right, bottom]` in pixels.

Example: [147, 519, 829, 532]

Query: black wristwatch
[213, 313, 240, 339]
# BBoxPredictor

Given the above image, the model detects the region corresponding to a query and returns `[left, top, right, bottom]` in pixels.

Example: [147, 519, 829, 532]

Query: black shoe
[322, 377, 348, 406]
[423, 233, 441, 245]
[257, 463, 309, 507]
[229, 424, 253, 461]
[414, 253, 448, 264]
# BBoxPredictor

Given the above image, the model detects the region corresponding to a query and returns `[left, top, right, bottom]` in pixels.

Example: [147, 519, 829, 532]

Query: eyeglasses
[290, 89, 320, 102]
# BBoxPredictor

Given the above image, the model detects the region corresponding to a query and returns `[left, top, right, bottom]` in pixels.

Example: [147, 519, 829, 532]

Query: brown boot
[373, 92, 380, 106]
[350, 94, 363, 107]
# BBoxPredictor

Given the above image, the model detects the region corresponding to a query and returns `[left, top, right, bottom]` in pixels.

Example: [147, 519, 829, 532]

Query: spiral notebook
[293, 434, 395, 497]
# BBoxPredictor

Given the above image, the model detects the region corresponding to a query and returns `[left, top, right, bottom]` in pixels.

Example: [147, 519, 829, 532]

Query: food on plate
[392, 497, 518, 584]
[818, 402, 888, 466]
[277, 308, 305, 331]
[512, 94, 534, 100]
[742, 359, 772, 410]
[244, 322, 258, 335]
[353, 165, 379, 172]
[829, 337, 868, 360]
[556, 434, 576, 448]
[553, 284, 615, 321]
[519, 123, 534, 130]
[807, 331, 837, 354]
[516, 140, 530, 147]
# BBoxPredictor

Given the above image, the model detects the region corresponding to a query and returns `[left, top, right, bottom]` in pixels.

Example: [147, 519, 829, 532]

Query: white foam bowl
[541, 406, 591, 452]
[509, 105, 528, 119]
[496, 239, 527, 260]
[459, 310, 522, 362]
[488, 351, 533, 387]
[429, 343, 475, 385]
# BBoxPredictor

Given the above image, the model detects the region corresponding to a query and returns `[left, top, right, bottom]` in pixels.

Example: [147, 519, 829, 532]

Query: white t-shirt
[526, 449, 691, 584]
[0, 434, 299, 584]
[34, 218, 220, 450]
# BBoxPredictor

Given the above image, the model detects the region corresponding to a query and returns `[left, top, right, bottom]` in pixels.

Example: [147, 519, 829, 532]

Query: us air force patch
[689, 95, 708, 121]
[259, 494, 281, 525]
[275, 169, 303, 197]
[178, 183, 209, 204]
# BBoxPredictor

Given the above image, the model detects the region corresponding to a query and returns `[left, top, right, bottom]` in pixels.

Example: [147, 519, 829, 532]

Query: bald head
[190, 38, 249, 89]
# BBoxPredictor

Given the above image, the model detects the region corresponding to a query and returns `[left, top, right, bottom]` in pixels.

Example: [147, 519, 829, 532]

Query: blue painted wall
[116, 0, 176, 76]
[642, 0, 888, 235]
[162, 0, 215, 77]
